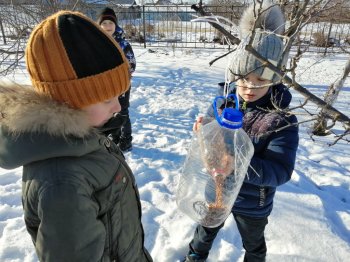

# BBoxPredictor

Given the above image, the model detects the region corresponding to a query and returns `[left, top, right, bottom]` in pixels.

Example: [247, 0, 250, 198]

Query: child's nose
[112, 99, 121, 114]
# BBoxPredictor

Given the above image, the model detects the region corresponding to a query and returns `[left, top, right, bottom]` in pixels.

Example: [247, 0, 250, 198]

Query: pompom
[239, 1, 285, 38]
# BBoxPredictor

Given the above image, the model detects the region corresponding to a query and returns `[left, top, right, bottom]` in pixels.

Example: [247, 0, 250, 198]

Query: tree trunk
[312, 57, 350, 135]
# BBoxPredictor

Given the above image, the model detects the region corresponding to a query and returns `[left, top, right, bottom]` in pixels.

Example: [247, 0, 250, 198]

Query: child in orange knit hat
[0, 10, 152, 262]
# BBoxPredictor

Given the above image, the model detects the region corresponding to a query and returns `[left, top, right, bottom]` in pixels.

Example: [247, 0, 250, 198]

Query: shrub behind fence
[1, 4, 350, 51]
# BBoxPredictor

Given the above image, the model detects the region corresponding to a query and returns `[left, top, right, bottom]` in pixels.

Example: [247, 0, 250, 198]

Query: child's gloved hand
[193, 116, 215, 132]
[193, 116, 204, 132]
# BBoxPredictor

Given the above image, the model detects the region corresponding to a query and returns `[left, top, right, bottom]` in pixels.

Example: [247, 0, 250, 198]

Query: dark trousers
[189, 214, 268, 262]
[103, 88, 132, 143]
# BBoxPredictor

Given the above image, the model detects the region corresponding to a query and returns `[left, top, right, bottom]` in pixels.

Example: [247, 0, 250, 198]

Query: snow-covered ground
[0, 47, 349, 261]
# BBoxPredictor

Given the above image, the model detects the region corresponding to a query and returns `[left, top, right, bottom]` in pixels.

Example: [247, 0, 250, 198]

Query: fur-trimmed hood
[0, 81, 92, 137]
[0, 81, 103, 169]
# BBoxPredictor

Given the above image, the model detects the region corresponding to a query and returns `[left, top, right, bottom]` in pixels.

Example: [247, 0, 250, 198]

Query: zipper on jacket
[107, 211, 119, 262]
[102, 135, 149, 261]
[109, 143, 149, 261]
[101, 137, 119, 261]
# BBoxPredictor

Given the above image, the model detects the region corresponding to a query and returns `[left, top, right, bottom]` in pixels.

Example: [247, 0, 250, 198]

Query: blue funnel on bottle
[213, 94, 243, 129]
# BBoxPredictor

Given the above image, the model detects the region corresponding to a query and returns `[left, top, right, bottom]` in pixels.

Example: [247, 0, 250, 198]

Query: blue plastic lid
[221, 107, 243, 129]
[213, 94, 243, 129]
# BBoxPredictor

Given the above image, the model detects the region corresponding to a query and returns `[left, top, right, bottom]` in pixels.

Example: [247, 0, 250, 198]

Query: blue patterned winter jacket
[207, 83, 299, 218]
[114, 26, 136, 74]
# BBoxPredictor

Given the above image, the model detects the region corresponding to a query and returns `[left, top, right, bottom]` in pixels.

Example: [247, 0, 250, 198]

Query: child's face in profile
[100, 20, 116, 36]
[82, 96, 121, 127]
[236, 72, 272, 102]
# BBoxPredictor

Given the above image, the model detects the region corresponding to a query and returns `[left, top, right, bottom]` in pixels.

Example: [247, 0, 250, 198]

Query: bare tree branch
[312, 56, 350, 135]
[245, 44, 350, 125]
[192, 0, 350, 140]
[191, 3, 241, 46]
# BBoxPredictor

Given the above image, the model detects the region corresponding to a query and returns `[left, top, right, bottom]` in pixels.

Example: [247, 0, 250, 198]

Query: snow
[1, 47, 350, 262]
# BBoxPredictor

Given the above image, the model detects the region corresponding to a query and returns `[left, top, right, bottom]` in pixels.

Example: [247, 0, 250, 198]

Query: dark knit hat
[25, 10, 130, 109]
[97, 7, 117, 25]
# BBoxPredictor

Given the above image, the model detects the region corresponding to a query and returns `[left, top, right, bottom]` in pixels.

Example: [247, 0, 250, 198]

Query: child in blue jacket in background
[184, 3, 299, 262]
[98, 7, 136, 152]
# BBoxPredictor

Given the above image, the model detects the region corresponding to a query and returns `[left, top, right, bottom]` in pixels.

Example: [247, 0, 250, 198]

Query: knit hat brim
[98, 15, 117, 25]
[97, 7, 117, 25]
[229, 30, 283, 82]
[32, 62, 130, 109]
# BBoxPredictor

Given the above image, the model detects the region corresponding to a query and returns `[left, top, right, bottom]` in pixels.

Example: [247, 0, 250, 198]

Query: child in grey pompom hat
[183, 2, 299, 262]
[228, 1, 286, 83]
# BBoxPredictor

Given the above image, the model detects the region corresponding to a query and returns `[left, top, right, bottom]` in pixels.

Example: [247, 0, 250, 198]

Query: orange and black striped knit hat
[25, 10, 130, 109]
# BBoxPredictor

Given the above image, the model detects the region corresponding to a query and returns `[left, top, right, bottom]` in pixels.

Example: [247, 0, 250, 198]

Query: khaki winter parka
[0, 83, 152, 262]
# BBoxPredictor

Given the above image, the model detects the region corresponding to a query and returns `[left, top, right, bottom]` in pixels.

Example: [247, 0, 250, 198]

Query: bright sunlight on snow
[0, 47, 349, 262]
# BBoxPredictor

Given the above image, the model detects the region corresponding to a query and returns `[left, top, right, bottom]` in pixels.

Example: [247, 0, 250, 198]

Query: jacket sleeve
[123, 42, 136, 74]
[36, 183, 106, 262]
[246, 121, 299, 187]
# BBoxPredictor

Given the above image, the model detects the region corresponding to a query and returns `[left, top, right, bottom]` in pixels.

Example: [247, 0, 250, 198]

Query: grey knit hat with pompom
[228, 1, 286, 83]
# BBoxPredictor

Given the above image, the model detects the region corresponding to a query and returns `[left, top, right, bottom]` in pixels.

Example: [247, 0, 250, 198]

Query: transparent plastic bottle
[177, 94, 254, 227]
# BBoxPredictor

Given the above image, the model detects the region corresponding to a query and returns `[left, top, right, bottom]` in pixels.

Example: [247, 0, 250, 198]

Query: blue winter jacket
[207, 83, 299, 218]
[114, 26, 136, 74]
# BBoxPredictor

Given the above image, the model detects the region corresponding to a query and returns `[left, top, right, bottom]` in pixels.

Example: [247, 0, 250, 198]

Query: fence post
[0, 17, 6, 45]
[324, 22, 333, 56]
[142, 5, 146, 48]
